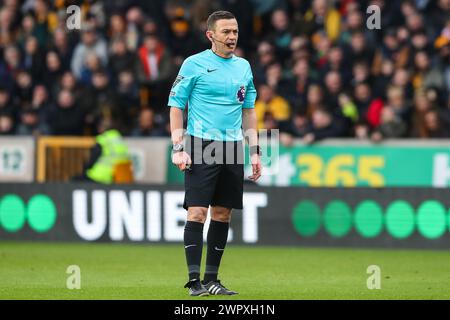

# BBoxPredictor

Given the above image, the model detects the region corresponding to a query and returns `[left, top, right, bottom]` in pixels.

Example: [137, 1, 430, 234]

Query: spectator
[265, 62, 284, 90]
[14, 70, 34, 108]
[71, 24, 108, 80]
[168, 16, 200, 66]
[137, 32, 173, 112]
[279, 111, 310, 146]
[354, 82, 374, 121]
[51, 28, 73, 71]
[16, 14, 39, 48]
[131, 108, 166, 137]
[124, 6, 145, 51]
[303, 107, 343, 144]
[0, 114, 14, 135]
[30, 84, 50, 113]
[323, 46, 348, 78]
[0, 86, 16, 118]
[434, 34, 450, 91]
[371, 107, 407, 142]
[284, 57, 316, 109]
[0, 45, 22, 91]
[373, 58, 394, 98]
[16, 106, 49, 135]
[79, 52, 103, 85]
[43, 50, 64, 95]
[346, 31, 375, 67]
[252, 41, 276, 84]
[254, 83, 291, 129]
[300, 0, 341, 42]
[117, 69, 140, 130]
[422, 108, 450, 138]
[429, 0, 450, 34]
[82, 70, 121, 134]
[385, 85, 411, 122]
[23, 36, 45, 82]
[351, 61, 372, 87]
[48, 90, 85, 136]
[338, 92, 358, 123]
[312, 31, 332, 70]
[108, 37, 138, 79]
[354, 120, 371, 140]
[410, 30, 431, 55]
[392, 68, 414, 99]
[339, 9, 376, 47]
[267, 9, 293, 62]
[288, 35, 311, 67]
[413, 50, 445, 90]
[323, 71, 343, 111]
[137, 33, 173, 84]
[32, 0, 58, 38]
[410, 89, 433, 137]
[0, 6, 17, 47]
[262, 111, 279, 133]
[56, 71, 80, 102]
[305, 84, 324, 117]
[109, 13, 127, 41]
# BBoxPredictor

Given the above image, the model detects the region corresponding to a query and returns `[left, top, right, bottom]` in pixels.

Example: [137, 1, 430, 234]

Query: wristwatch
[172, 143, 184, 153]
[250, 145, 261, 156]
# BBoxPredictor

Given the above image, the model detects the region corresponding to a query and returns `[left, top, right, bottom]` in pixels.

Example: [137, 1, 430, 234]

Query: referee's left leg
[204, 206, 232, 283]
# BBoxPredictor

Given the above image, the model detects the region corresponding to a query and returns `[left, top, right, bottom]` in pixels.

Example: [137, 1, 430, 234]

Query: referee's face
[208, 18, 239, 57]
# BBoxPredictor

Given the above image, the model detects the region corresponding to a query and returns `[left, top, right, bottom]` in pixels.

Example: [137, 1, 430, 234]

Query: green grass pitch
[0, 242, 449, 299]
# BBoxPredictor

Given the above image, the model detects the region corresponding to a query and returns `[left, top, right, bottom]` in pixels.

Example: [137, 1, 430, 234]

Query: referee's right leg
[183, 206, 211, 296]
[184, 206, 208, 282]
[182, 136, 222, 296]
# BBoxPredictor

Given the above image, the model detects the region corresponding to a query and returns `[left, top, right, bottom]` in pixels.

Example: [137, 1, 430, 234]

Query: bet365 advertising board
[167, 144, 450, 187]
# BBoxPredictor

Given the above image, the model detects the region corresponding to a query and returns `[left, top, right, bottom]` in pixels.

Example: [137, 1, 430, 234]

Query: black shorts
[183, 135, 244, 210]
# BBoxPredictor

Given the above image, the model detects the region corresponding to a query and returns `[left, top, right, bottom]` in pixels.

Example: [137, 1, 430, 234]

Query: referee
[168, 11, 261, 296]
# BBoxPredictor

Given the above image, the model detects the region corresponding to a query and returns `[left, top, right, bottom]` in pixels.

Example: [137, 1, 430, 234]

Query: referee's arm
[169, 107, 192, 171]
[170, 107, 184, 146]
[168, 59, 197, 171]
[243, 108, 261, 181]
[242, 108, 258, 147]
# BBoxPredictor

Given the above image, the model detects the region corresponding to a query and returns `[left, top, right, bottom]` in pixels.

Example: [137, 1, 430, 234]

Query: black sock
[184, 221, 204, 281]
[204, 220, 229, 283]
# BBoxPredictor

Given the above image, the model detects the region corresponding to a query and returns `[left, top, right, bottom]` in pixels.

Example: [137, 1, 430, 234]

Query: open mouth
[226, 43, 236, 48]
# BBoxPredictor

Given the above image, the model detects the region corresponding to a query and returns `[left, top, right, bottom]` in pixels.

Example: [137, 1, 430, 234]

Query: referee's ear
[205, 30, 213, 43]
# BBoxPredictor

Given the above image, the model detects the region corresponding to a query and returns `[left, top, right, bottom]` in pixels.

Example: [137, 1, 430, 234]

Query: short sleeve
[243, 66, 257, 109]
[168, 58, 198, 110]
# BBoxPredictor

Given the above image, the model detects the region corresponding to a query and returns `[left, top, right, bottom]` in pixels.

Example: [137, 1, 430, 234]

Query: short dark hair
[206, 11, 236, 30]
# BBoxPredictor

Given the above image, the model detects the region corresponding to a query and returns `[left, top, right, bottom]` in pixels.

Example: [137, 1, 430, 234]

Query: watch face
[173, 144, 183, 151]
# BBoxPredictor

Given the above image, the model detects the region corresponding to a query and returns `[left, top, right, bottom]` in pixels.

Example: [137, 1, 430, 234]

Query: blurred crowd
[0, 0, 449, 143]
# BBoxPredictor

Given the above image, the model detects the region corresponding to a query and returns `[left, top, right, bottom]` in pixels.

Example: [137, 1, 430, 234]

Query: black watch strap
[250, 145, 261, 156]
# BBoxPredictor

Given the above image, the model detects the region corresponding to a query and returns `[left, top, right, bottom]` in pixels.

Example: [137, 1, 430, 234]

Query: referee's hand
[248, 154, 262, 182]
[172, 151, 192, 171]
